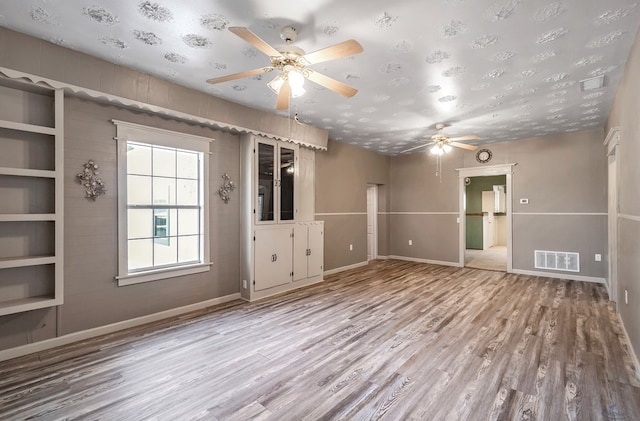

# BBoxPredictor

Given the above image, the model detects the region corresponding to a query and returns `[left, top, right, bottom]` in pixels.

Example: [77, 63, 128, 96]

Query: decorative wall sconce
[76, 160, 106, 201]
[218, 173, 235, 204]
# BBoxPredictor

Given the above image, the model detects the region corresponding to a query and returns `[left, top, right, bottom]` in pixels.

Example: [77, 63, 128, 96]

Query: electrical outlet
[409, 240, 412, 246]
[242, 279, 247, 289]
[595, 254, 601, 262]
[349, 244, 353, 251]
[625, 289, 628, 305]
[520, 198, 529, 204]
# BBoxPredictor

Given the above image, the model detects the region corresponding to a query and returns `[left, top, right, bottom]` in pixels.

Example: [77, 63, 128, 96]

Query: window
[114, 120, 212, 286]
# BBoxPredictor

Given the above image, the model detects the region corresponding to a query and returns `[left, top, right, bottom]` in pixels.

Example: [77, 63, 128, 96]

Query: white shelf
[0, 214, 56, 222]
[0, 119, 56, 135]
[0, 255, 56, 270]
[0, 296, 61, 317]
[0, 79, 64, 316]
[0, 166, 56, 178]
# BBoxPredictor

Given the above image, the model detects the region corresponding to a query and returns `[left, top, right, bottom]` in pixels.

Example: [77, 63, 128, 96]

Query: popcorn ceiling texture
[1, 0, 639, 154]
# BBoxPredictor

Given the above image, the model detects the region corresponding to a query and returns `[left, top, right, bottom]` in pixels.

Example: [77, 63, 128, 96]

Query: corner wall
[606, 26, 640, 366]
[315, 140, 390, 271]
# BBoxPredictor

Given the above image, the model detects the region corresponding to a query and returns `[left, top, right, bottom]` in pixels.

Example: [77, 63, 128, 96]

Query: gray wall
[0, 96, 241, 351]
[317, 129, 608, 278]
[607, 27, 640, 365]
[386, 129, 607, 277]
[389, 151, 462, 263]
[474, 130, 607, 278]
[315, 140, 390, 271]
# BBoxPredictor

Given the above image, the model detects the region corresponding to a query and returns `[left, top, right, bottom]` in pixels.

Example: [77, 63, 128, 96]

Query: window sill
[116, 262, 212, 286]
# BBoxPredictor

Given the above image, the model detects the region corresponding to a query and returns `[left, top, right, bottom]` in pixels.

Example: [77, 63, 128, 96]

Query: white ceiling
[1, 0, 639, 155]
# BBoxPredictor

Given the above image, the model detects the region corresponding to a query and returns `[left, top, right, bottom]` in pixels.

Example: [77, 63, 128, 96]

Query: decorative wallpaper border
[0, 66, 327, 151]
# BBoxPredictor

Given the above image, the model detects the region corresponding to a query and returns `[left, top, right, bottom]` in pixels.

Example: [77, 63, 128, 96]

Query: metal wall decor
[218, 173, 235, 203]
[76, 159, 106, 200]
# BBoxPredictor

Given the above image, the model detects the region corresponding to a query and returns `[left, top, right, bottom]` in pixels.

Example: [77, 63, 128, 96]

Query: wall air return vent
[534, 250, 580, 272]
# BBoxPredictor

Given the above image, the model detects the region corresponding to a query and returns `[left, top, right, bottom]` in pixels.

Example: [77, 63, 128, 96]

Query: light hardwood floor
[1, 260, 638, 420]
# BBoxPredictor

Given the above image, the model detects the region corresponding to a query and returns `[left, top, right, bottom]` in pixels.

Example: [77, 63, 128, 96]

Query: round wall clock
[476, 148, 492, 164]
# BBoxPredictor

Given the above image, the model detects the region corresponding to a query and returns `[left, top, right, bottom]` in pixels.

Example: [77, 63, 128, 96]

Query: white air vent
[534, 250, 580, 272]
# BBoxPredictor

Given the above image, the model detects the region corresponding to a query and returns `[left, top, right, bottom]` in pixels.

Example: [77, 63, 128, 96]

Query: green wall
[465, 175, 506, 249]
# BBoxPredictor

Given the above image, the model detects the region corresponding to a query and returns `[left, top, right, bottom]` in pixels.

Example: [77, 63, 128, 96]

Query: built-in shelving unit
[240, 134, 323, 302]
[0, 76, 64, 316]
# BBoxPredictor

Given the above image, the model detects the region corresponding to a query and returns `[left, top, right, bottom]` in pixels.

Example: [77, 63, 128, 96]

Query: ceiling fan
[206, 26, 363, 110]
[402, 123, 480, 154]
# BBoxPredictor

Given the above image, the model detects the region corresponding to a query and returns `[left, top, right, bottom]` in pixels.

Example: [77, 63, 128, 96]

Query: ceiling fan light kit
[430, 143, 452, 155]
[268, 68, 306, 98]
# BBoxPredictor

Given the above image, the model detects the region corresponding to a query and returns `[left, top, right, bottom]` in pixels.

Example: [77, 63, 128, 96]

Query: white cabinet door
[255, 139, 277, 224]
[293, 222, 324, 281]
[293, 224, 308, 282]
[254, 138, 298, 225]
[307, 223, 324, 278]
[254, 227, 292, 291]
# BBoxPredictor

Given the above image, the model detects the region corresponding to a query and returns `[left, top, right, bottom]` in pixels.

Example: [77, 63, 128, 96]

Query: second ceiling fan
[403, 123, 480, 154]
[207, 25, 363, 110]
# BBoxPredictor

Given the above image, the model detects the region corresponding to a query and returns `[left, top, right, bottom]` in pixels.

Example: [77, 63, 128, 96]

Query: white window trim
[113, 119, 213, 286]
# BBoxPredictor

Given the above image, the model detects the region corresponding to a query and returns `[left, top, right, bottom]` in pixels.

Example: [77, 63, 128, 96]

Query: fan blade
[276, 80, 291, 110]
[450, 141, 478, 151]
[206, 67, 274, 84]
[229, 27, 282, 57]
[402, 143, 431, 153]
[306, 70, 357, 97]
[449, 135, 480, 142]
[302, 39, 364, 65]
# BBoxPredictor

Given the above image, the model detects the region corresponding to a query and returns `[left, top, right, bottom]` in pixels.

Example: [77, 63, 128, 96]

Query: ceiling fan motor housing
[280, 26, 298, 43]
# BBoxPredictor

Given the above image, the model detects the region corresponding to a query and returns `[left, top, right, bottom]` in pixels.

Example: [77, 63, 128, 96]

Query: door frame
[367, 184, 378, 261]
[457, 163, 516, 271]
[605, 127, 620, 303]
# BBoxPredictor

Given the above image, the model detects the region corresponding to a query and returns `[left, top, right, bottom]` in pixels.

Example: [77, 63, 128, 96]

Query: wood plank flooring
[0, 260, 638, 420]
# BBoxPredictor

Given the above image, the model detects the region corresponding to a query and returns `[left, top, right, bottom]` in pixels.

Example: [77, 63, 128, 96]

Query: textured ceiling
[1, 0, 639, 155]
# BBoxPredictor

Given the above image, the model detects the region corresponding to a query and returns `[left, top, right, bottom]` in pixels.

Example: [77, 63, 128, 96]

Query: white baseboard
[0, 293, 241, 363]
[618, 313, 640, 383]
[511, 269, 605, 284]
[324, 261, 369, 276]
[387, 255, 463, 267]
[375, 255, 390, 260]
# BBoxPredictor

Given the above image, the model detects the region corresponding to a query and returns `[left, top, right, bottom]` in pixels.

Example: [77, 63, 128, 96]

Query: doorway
[367, 184, 378, 261]
[458, 164, 516, 272]
[464, 175, 507, 271]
